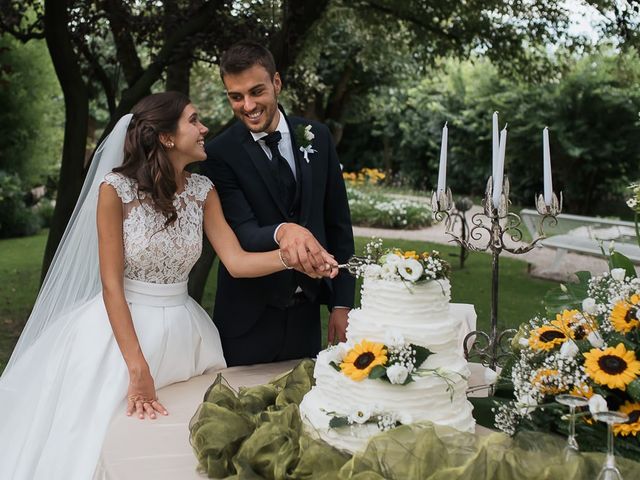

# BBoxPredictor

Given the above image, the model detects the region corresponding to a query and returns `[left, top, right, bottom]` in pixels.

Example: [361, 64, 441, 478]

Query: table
[95, 304, 483, 480]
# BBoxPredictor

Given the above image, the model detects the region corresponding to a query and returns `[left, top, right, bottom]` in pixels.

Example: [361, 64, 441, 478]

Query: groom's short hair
[220, 41, 277, 80]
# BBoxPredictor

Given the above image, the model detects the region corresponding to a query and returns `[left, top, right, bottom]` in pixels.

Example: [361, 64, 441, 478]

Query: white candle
[543, 127, 553, 206]
[492, 126, 507, 209]
[437, 122, 448, 194]
[492, 111, 499, 183]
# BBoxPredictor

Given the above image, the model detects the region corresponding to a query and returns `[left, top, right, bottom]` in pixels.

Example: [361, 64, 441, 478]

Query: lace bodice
[102, 172, 213, 284]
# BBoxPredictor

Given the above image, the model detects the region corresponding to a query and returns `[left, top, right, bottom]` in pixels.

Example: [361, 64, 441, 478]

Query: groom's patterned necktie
[262, 131, 296, 210]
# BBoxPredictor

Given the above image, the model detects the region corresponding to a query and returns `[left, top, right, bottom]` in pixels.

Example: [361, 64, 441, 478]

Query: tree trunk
[166, 58, 192, 95]
[41, 0, 89, 280]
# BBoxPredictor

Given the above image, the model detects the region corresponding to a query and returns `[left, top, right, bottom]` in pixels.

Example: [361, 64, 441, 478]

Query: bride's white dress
[0, 172, 226, 480]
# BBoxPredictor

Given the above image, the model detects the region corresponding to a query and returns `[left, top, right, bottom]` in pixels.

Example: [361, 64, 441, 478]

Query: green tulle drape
[189, 360, 640, 479]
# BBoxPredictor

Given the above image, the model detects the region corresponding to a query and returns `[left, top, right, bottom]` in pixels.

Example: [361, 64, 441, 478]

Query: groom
[203, 41, 355, 366]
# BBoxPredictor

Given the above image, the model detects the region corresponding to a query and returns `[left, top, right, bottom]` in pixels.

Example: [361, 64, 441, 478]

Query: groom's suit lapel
[286, 115, 313, 226]
[241, 131, 290, 218]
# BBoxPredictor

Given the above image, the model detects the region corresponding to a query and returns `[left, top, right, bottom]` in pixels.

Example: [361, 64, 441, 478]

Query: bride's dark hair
[114, 91, 190, 226]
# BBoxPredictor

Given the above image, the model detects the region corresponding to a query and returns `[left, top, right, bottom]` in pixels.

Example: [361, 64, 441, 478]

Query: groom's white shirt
[250, 111, 297, 180]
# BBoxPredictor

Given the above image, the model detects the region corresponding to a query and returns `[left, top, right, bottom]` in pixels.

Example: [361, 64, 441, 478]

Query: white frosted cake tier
[299, 346, 475, 452]
[347, 278, 462, 353]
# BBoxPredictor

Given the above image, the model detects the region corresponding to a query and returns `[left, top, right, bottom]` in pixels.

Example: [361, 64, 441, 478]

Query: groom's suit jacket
[202, 111, 355, 339]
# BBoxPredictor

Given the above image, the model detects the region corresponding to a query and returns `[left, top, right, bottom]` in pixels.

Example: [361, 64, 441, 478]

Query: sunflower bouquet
[494, 267, 640, 459]
[357, 238, 451, 283]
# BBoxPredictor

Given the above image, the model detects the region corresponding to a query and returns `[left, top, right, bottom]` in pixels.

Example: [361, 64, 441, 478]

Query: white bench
[520, 209, 640, 264]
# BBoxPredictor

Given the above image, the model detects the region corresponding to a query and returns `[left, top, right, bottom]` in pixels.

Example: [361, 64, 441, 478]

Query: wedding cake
[299, 243, 475, 452]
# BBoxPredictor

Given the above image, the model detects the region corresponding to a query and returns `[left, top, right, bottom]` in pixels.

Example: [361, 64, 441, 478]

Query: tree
[0, 0, 328, 285]
[1, 0, 636, 289]
[0, 34, 63, 183]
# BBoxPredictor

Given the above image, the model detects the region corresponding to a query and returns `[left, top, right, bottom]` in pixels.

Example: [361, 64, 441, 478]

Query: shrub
[347, 185, 432, 229]
[0, 171, 42, 238]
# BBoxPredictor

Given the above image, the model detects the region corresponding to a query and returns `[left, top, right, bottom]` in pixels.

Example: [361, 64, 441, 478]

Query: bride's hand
[288, 250, 338, 279]
[126, 364, 168, 419]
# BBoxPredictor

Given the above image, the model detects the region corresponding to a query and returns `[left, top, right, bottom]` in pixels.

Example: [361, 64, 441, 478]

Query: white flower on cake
[588, 394, 608, 415]
[380, 263, 399, 280]
[347, 406, 373, 424]
[383, 253, 403, 266]
[386, 364, 410, 384]
[398, 259, 423, 282]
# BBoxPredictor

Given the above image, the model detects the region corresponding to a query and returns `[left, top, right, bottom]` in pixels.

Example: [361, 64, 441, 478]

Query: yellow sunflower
[552, 309, 594, 340]
[528, 325, 568, 351]
[613, 401, 640, 437]
[531, 368, 566, 395]
[610, 294, 640, 333]
[340, 340, 387, 381]
[583, 343, 640, 390]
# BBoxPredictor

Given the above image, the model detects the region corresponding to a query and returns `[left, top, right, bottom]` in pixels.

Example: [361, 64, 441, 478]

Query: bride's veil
[2, 114, 133, 375]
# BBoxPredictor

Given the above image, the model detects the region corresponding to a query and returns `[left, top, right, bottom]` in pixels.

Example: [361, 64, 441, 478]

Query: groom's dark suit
[202, 109, 355, 366]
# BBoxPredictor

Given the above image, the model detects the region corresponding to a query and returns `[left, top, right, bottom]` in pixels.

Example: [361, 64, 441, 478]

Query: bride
[0, 92, 337, 479]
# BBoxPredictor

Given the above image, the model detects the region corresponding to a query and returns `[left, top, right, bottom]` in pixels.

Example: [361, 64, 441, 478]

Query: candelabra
[431, 176, 562, 371]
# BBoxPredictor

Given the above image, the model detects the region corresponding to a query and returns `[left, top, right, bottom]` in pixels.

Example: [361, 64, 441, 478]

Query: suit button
[288, 211, 295, 217]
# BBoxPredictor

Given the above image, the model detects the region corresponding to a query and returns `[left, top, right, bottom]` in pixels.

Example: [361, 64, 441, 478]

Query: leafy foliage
[0, 35, 63, 183]
[339, 50, 640, 216]
[0, 170, 41, 238]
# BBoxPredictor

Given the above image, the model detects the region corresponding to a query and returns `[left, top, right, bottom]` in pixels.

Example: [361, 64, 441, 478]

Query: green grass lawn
[0, 231, 559, 371]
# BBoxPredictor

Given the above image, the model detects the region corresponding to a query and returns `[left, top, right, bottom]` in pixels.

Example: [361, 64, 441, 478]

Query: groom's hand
[276, 223, 330, 276]
[328, 308, 349, 344]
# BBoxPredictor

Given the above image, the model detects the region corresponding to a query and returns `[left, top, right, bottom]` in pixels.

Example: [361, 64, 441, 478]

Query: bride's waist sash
[124, 278, 188, 307]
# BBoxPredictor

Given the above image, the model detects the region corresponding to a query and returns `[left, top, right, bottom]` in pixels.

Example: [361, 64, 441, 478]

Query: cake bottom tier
[299, 349, 476, 453]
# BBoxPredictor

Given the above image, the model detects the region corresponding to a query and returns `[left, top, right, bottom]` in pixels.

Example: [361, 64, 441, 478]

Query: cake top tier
[356, 240, 451, 284]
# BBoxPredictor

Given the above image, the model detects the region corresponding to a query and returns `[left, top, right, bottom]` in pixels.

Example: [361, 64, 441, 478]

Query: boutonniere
[295, 124, 317, 163]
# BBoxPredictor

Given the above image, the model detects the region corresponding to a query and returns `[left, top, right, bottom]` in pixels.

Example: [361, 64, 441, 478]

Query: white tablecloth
[96, 303, 484, 480]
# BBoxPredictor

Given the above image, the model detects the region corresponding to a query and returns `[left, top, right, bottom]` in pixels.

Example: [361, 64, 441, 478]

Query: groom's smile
[223, 64, 282, 134]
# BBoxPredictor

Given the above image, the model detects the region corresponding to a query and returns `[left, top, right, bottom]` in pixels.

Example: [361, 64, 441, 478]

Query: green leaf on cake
[413, 345, 433, 368]
[329, 361, 341, 372]
[328, 416, 350, 428]
[368, 365, 387, 380]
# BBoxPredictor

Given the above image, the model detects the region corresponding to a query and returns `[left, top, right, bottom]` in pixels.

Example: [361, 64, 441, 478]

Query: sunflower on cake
[299, 240, 476, 452]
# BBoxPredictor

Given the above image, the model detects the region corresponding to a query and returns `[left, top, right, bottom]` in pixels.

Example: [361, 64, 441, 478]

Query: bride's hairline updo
[113, 91, 191, 227]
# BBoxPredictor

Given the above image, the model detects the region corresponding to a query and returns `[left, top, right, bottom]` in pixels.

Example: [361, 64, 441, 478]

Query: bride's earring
[164, 141, 174, 149]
